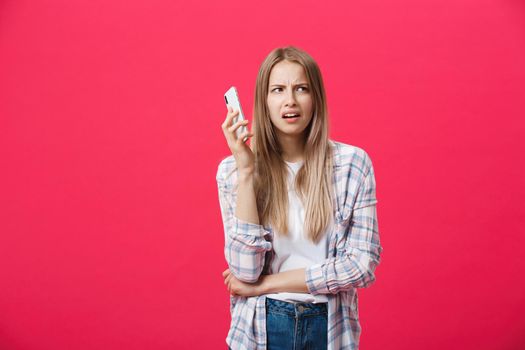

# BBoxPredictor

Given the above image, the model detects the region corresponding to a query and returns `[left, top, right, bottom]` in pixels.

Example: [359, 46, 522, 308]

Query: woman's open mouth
[282, 113, 301, 119]
[282, 112, 301, 123]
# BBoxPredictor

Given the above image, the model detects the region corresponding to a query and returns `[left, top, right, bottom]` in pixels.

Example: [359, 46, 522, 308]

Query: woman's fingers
[223, 269, 232, 288]
[237, 130, 253, 145]
[228, 119, 249, 134]
[222, 269, 231, 280]
[222, 269, 237, 295]
[221, 109, 237, 137]
[221, 109, 245, 145]
[221, 108, 239, 131]
[223, 112, 252, 148]
[226, 275, 234, 293]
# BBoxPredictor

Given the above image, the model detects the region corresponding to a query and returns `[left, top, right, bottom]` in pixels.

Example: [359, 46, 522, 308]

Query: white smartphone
[224, 86, 248, 142]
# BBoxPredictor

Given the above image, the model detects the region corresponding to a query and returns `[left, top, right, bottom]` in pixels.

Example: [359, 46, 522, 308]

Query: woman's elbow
[227, 261, 263, 283]
[355, 256, 380, 288]
[224, 242, 268, 283]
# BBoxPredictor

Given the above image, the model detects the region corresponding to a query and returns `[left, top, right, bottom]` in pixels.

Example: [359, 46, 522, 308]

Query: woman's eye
[271, 87, 308, 93]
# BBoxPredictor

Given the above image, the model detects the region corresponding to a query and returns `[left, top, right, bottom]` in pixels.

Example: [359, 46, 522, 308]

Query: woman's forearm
[260, 268, 309, 294]
[235, 171, 260, 224]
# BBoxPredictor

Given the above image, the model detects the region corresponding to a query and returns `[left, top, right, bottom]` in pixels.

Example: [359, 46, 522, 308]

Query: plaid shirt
[216, 140, 383, 350]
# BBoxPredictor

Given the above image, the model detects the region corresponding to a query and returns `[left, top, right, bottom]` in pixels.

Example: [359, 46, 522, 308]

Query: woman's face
[267, 60, 314, 140]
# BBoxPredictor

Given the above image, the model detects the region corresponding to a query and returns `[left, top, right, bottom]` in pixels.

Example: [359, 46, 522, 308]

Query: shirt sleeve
[305, 155, 383, 294]
[216, 162, 272, 283]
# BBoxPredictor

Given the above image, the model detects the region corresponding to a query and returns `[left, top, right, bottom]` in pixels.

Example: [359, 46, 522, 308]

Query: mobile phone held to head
[224, 86, 248, 142]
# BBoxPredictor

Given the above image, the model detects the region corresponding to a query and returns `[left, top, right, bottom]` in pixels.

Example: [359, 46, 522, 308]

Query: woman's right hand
[221, 105, 255, 174]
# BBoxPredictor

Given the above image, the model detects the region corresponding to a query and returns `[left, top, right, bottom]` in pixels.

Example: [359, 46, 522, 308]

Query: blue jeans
[228, 297, 328, 350]
[265, 297, 328, 350]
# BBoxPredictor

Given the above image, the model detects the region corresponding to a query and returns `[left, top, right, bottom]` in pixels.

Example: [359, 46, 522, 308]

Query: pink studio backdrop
[1, 0, 524, 349]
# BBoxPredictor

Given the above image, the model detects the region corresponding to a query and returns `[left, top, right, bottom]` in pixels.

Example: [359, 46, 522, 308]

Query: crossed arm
[219, 201, 381, 297]
[222, 267, 309, 297]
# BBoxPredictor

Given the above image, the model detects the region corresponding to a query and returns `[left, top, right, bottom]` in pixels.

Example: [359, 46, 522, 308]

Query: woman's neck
[278, 134, 305, 163]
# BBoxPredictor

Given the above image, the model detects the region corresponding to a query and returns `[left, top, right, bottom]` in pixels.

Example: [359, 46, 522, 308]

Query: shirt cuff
[232, 216, 268, 237]
[305, 263, 330, 295]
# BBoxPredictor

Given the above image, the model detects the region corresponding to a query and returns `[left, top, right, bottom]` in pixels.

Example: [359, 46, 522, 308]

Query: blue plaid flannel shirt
[216, 140, 383, 350]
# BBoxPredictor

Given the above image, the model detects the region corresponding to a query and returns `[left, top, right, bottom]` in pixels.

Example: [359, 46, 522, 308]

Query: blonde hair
[251, 46, 334, 243]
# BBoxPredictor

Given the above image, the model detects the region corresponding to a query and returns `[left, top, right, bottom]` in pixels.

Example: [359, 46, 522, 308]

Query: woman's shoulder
[329, 139, 374, 174]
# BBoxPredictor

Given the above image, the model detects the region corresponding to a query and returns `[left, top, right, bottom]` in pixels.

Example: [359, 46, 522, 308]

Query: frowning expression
[267, 60, 314, 139]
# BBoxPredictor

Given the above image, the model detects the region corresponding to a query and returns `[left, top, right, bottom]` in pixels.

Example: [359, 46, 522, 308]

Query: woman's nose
[284, 90, 296, 106]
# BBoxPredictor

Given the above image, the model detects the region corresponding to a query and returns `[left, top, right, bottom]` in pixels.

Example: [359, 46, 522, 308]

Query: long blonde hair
[251, 46, 334, 243]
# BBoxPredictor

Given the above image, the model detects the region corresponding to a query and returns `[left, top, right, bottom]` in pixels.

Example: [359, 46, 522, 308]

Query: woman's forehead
[268, 60, 307, 83]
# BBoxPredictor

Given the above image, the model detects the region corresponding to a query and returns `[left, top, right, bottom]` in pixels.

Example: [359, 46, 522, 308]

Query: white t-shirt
[265, 160, 330, 304]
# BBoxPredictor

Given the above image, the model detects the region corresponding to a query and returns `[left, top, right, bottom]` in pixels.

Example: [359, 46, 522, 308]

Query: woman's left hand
[222, 269, 264, 297]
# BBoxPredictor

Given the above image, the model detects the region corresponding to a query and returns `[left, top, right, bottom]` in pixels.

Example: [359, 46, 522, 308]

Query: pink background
[1, 0, 524, 349]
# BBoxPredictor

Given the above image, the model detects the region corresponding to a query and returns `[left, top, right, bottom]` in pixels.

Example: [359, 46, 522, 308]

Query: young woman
[217, 46, 383, 350]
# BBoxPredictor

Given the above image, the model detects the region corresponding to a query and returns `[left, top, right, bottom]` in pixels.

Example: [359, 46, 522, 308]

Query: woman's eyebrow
[269, 82, 309, 87]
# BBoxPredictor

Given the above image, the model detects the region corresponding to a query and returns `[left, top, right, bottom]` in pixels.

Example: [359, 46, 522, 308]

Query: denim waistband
[266, 297, 328, 317]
